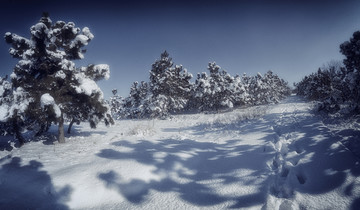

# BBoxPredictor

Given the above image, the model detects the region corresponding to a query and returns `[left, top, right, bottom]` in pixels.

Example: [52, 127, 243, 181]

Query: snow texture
[40, 93, 61, 118]
[0, 105, 8, 122]
[82, 27, 94, 40]
[0, 95, 359, 209]
[73, 74, 102, 97]
[94, 64, 110, 80]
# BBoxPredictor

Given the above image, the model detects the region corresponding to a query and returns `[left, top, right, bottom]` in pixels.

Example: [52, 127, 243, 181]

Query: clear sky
[1, 0, 360, 99]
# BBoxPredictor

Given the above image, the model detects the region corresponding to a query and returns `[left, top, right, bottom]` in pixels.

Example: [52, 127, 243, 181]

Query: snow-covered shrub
[127, 120, 156, 136]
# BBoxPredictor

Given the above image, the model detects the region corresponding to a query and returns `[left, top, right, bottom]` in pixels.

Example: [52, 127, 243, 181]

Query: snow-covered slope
[0, 95, 359, 209]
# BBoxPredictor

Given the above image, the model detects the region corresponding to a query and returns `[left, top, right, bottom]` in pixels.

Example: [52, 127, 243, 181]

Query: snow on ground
[0, 95, 359, 209]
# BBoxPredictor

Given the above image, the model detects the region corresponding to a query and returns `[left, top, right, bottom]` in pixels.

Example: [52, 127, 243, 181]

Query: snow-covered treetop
[340, 30, 360, 72]
[207, 62, 221, 76]
[5, 13, 94, 62]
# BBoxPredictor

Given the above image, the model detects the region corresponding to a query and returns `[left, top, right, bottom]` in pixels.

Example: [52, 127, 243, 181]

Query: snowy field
[0, 95, 359, 209]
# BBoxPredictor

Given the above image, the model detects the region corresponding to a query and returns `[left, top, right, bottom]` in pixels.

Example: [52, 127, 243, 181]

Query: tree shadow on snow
[96, 95, 360, 208]
[263, 98, 360, 206]
[284, 114, 360, 192]
[97, 138, 273, 208]
[0, 157, 72, 209]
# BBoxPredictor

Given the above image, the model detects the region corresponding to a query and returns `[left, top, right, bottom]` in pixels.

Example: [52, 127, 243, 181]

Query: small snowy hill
[0, 95, 359, 209]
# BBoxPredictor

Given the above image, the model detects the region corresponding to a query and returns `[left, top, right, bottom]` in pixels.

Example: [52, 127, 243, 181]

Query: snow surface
[0, 95, 359, 209]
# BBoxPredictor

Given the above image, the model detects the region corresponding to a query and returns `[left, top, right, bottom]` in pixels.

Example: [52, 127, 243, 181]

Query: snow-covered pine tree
[0, 76, 30, 145]
[109, 89, 124, 120]
[208, 62, 226, 110]
[192, 62, 234, 111]
[231, 75, 247, 107]
[4, 13, 113, 143]
[150, 51, 173, 97]
[191, 72, 211, 111]
[247, 73, 264, 105]
[262, 70, 291, 104]
[123, 81, 145, 118]
[119, 81, 151, 119]
[340, 31, 360, 108]
[295, 62, 346, 113]
[163, 64, 193, 113]
[146, 51, 192, 117]
[241, 73, 252, 105]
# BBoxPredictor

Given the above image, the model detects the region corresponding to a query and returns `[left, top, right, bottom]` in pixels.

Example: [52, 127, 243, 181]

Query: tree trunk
[67, 118, 75, 134]
[58, 113, 65, 143]
[13, 120, 25, 146]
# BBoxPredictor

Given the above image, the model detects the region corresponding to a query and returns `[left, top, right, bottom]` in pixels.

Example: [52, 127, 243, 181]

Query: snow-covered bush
[4, 13, 113, 143]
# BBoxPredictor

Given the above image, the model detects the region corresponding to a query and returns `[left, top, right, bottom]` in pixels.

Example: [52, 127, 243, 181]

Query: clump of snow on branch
[40, 93, 61, 118]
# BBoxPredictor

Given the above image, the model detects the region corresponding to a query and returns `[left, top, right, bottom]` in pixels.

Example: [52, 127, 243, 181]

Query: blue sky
[1, 0, 360, 98]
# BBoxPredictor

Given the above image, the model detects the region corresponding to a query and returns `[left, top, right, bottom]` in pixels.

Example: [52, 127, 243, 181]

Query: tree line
[0, 14, 292, 145]
[295, 31, 360, 115]
[109, 51, 291, 119]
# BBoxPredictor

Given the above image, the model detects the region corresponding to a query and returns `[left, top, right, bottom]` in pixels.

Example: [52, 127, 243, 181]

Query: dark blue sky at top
[1, 0, 360, 98]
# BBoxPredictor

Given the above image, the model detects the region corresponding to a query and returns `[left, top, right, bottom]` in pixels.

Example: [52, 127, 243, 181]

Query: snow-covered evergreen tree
[163, 64, 193, 112]
[295, 62, 346, 113]
[240, 73, 252, 105]
[340, 31, 360, 109]
[0, 76, 30, 144]
[248, 73, 266, 105]
[191, 72, 211, 111]
[114, 51, 193, 119]
[122, 81, 150, 118]
[263, 70, 291, 104]
[108, 89, 124, 120]
[147, 51, 192, 117]
[192, 62, 234, 111]
[149, 51, 173, 97]
[231, 74, 247, 106]
[4, 13, 113, 143]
